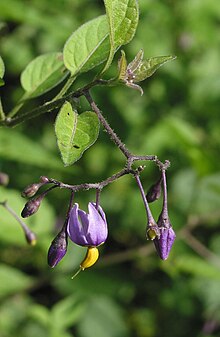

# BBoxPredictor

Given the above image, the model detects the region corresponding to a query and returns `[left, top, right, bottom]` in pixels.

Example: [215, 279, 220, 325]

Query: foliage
[0, 0, 220, 337]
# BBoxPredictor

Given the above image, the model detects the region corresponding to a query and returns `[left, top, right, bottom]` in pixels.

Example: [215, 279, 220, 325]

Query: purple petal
[67, 203, 90, 246]
[67, 202, 108, 247]
[86, 203, 108, 246]
[91, 202, 107, 223]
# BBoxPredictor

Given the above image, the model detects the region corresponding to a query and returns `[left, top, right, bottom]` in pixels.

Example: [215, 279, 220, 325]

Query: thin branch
[0, 200, 37, 244]
[84, 90, 131, 159]
[47, 167, 133, 191]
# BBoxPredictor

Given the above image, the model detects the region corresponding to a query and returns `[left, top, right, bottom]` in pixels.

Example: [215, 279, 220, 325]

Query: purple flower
[67, 202, 108, 247]
[153, 215, 176, 260]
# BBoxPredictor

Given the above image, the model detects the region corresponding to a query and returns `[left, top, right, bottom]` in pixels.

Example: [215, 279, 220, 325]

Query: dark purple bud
[40, 176, 50, 183]
[146, 177, 162, 203]
[25, 230, 37, 246]
[47, 228, 68, 268]
[153, 213, 176, 260]
[22, 183, 41, 198]
[21, 195, 44, 218]
[0, 172, 9, 186]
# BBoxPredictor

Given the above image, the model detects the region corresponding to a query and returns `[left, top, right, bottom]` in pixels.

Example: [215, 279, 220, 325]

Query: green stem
[0, 97, 5, 121]
[1, 78, 110, 127]
[50, 75, 76, 102]
[7, 92, 29, 118]
[0, 200, 36, 244]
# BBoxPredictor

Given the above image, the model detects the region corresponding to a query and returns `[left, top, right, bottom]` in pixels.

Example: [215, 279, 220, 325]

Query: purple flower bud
[21, 195, 43, 218]
[146, 177, 162, 203]
[67, 202, 108, 247]
[153, 214, 176, 260]
[0, 172, 9, 186]
[22, 183, 41, 198]
[25, 230, 37, 246]
[47, 228, 68, 268]
[40, 176, 50, 183]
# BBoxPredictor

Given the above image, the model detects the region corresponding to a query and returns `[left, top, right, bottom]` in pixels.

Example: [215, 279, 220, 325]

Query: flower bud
[40, 176, 50, 183]
[25, 230, 37, 246]
[146, 178, 162, 203]
[0, 172, 9, 186]
[153, 213, 176, 260]
[21, 195, 43, 218]
[21, 183, 41, 198]
[47, 228, 68, 268]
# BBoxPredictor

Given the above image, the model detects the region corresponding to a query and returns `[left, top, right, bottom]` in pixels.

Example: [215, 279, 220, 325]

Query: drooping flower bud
[153, 169, 176, 260]
[47, 226, 68, 268]
[146, 177, 162, 203]
[0, 172, 9, 186]
[67, 202, 108, 247]
[25, 229, 37, 246]
[40, 176, 50, 183]
[21, 194, 44, 218]
[21, 183, 41, 198]
[153, 213, 176, 260]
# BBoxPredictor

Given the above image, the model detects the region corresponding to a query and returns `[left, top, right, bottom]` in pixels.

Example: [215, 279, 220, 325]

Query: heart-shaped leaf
[55, 101, 100, 166]
[21, 52, 68, 98]
[63, 15, 110, 76]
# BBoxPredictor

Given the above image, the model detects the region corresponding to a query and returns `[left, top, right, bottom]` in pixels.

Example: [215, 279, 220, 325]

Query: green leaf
[0, 56, 5, 87]
[103, 0, 139, 72]
[28, 304, 50, 328]
[134, 55, 176, 82]
[51, 296, 85, 330]
[21, 52, 68, 98]
[55, 101, 100, 166]
[0, 55, 5, 78]
[194, 173, 220, 216]
[63, 15, 110, 76]
[117, 50, 128, 80]
[0, 264, 33, 299]
[0, 128, 69, 172]
[174, 255, 220, 280]
[77, 296, 128, 337]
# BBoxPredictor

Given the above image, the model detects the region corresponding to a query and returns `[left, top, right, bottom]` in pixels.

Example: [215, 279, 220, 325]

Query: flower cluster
[20, 166, 175, 277]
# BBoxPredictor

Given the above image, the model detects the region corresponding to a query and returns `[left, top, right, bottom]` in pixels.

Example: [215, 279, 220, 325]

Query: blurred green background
[1, 0, 220, 336]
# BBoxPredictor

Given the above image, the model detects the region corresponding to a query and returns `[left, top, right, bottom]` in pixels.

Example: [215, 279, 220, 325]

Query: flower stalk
[0, 200, 37, 245]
